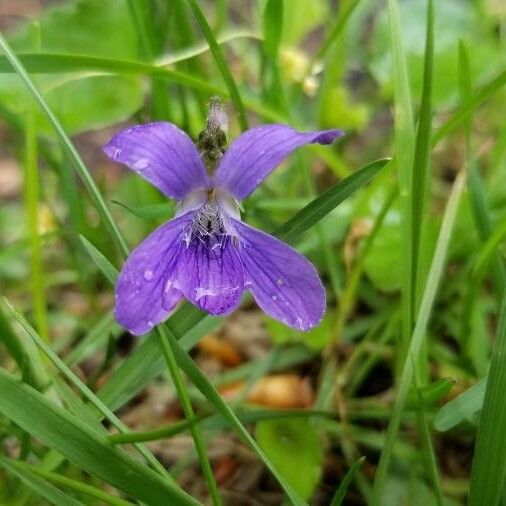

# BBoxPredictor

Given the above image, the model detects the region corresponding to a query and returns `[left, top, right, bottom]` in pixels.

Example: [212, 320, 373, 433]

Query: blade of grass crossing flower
[24, 106, 49, 341]
[371, 172, 465, 504]
[0, 455, 83, 506]
[162, 328, 307, 506]
[185, 0, 248, 131]
[4, 300, 177, 484]
[276, 158, 390, 243]
[0, 31, 128, 257]
[330, 457, 366, 506]
[410, 0, 434, 313]
[0, 368, 199, 506]
[156, 326, 222, 505]
[468, 292, 506, 505]
[386, 0, 415, 372]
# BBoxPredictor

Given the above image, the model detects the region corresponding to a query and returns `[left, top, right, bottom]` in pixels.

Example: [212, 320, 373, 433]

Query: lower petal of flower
[115, 212, 192, 335]
[232, 219, 325, 331]
[177, 235, 244, 316]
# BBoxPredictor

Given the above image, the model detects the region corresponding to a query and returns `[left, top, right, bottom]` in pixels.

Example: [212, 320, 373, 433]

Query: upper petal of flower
[115, 212, 193, 335]
[213, 124, 344, 200]
[104, 122, 211, 201]
[232, 219, 325, 330]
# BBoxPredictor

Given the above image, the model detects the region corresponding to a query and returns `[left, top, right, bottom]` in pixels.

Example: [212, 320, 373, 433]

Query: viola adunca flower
[104, 100, 343, 335]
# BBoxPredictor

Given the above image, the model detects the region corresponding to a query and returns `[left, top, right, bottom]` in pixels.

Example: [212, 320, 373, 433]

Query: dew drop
[143, 269, 154, 281]
[276, 278, 284, 286]
[271, 295, 277, 301]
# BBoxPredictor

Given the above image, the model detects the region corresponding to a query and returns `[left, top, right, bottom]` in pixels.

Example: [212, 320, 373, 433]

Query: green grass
[1, 1, 506, 504]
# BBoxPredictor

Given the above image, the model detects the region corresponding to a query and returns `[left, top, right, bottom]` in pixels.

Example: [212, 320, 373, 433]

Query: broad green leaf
[0, 0, 142, 134]
[0, 368, 198, 506]
[370, 0, 502, 106]
[256, 418, 324, 500]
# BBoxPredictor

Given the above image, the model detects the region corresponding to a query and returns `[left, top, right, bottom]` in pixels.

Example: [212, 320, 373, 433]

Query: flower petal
[214, 124, 343, 199]
[232, 219, 325, 330]
[115, 212, 192, 335]
[104, 122, 210, 200]
[177, 236, 244, 315]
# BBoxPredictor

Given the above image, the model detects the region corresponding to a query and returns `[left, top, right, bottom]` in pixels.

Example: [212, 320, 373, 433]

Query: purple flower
[104, 120, 343, 335]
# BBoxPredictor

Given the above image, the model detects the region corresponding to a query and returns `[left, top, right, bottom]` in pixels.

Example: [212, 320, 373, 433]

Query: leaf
[0, 368, 198, 506]
[330, 457, 366, 506]
[468, 292, 506, 505]
[0, 0, 143, 134]
[186, 0, 248, 131]
[433, 379, 485, 432]
[0, 455, 83, 506]
[276, 158, 390, 243]
[371, 172, 465, 503]
[111, 200, 174, 220]
[79, 235, 118, 284]
[256, 418, 324, 500]
[369, 0, 502, 106]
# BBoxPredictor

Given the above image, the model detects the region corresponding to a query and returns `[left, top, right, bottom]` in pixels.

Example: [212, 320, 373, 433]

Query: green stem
[24, 107, 49, 341]
[157, 326, 222, 506]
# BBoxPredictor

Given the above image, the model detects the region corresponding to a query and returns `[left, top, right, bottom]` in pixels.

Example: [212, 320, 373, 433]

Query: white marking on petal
[195, 287, 217, 300]
[143, 270, 154, 281]
[133, 158, 149, 170]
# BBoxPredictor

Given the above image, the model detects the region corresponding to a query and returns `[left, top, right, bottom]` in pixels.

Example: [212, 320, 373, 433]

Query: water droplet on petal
[143, 270, 154, 281]
[271, 295, 277, 301]
[276, 278, 284, 286]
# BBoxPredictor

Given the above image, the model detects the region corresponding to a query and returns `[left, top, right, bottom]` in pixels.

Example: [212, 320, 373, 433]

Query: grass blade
[0, 455, 83, 506]
[185, 0, 248, 131]
[330, 457, 366, 506]
[386, 0, 415, 369]
[433, 379, 486, 432]
[276, 158, 390, 243]
[0, 456, 134, 506]
[0, 368, 199, 505]
[468, 292, 506, 505]
[4, 300, 178, 484]
[24, 106, 49, 341]
[410, 0, 434, 313]
[163, 328, 307, 506]
[371, 172, 465, 504]
[0, 31, 129, 257]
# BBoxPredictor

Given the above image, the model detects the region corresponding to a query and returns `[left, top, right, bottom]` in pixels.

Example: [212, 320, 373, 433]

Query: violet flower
[104, 105, 343, 336]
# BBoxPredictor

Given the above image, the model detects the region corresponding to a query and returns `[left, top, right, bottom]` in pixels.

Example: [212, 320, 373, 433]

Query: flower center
[191, 201, 225, 240]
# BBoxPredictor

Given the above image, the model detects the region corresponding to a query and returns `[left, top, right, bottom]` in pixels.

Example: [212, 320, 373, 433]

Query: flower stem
[156, 326, 222, 506]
